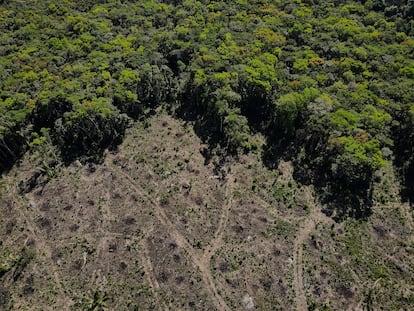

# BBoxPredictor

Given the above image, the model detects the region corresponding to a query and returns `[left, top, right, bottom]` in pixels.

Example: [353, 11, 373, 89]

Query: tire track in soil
[140, 238, 160, 291]
[203, 176, 234, 258]
[9, 188, 73, 310]
[293, 216, 315, 311]
[90, 173, 167, 310]
[109, 163, 232, 311]
[292, 190, 332, 311]
[140, 236, 170, 311]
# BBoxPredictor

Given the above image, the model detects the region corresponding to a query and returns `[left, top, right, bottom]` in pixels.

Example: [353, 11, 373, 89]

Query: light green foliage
[276, 88, 319, 125]
[293, 58, 309, 72]
[330, 109, 361, 133]
[360, 105, 392, 136]
[0, 0, 413, 206]
[119, 68, 140, 86]
[223, 113, 251, 151]
[333, 136, 386, 170]
[71, 98, 114, 120]
[399, 63, 414, 78]
[243, 56, 278, 91]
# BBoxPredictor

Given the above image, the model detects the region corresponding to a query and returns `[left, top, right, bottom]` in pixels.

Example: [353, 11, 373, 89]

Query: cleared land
[1, 113, 413, 310]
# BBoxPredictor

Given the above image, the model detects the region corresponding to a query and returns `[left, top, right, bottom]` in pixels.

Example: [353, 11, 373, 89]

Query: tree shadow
[0, 132, 26, 177]
[392, 116, 414, 205]
[262, 134, 374, 222]
[400, 164, 414, 204]
[173, 85, 228, 164]
[319, 186, 373, 222]
[53, 112, 130, 166]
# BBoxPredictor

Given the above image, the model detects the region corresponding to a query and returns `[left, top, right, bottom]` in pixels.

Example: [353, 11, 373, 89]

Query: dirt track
[292, 189, 332, 311]
[109, 162, 234, 311]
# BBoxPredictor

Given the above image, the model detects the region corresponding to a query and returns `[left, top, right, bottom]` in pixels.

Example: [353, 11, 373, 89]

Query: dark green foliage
[393, 103, 414, 202]
[0, 93, 31, 173]
[53, 99, 130, 163]
[370, 0, 414, 19]
[0, 0, 413, 214]
[31, 93, 73, 131]
[0, 127, 26, 173]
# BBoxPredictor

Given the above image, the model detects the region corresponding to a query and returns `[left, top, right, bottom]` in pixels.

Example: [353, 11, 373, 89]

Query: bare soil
[1, 113, 413, 310]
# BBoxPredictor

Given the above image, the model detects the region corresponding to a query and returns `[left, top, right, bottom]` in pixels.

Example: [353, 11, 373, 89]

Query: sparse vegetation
[1, 0, 414, 210]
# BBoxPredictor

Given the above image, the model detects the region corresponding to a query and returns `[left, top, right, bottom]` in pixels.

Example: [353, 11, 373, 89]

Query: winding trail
[109, 163, 232, 311]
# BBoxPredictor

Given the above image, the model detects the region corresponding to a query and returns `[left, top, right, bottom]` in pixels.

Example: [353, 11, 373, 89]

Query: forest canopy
[1, 0, 414, 217]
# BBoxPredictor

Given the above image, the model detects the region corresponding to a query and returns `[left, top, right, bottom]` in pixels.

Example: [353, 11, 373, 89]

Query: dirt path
[9, 189, 73, 310]
[140, 237, 171, 311]
[292, 189, 332, 311]
[140, 238, 160, 291]
[108, 163, 232, 311]
[293, 216, 315, 311]
[203, 176, 234, 258]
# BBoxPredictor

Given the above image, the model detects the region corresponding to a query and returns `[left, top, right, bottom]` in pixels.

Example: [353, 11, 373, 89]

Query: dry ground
[1, 113, 413, 310]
